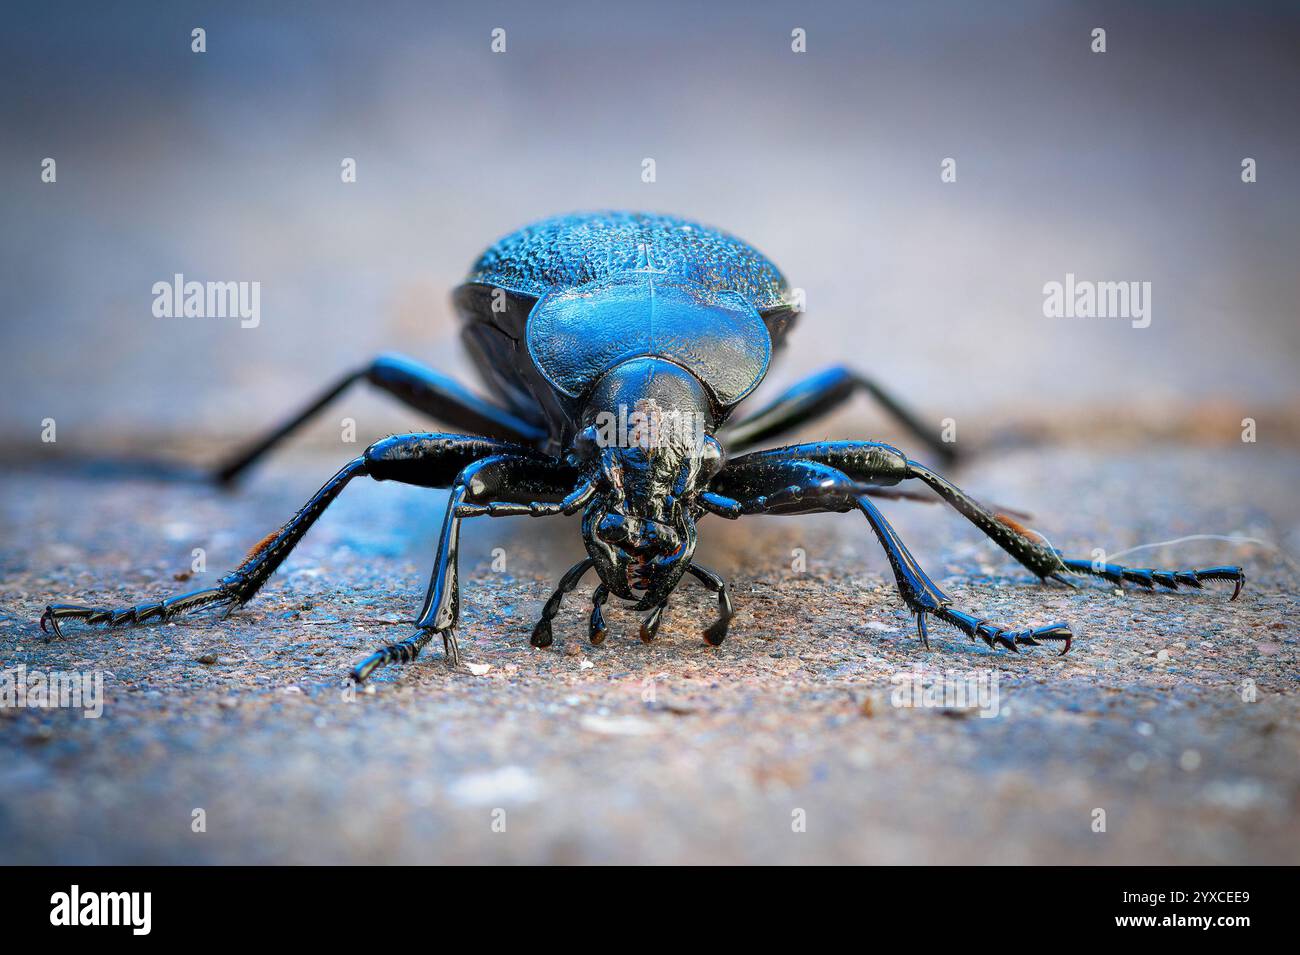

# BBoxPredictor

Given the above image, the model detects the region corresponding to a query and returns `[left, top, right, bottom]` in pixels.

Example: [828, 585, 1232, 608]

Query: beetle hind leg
[215, 354, 544, 484]
[721, 366, 957, 465]
[1055, 558, 1244, 600]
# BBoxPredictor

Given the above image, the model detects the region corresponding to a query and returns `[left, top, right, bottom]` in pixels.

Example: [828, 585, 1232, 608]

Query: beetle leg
[717, 443, 1245, 605]
[904, 460, 1245, 601]
[530, 568, 670, 650]
[686, 564, 734, 646]
[1053, 558, 1244, 599]
[722, 366, 956, 465]
[42, 453, 372, 638]
[351, 628, 461, 683]
[707, 455, 1072, 653]
[853, 492, 1073, 653]
[41, 586, 240, 637]
[352, 455, 591, 681]
[40, 434, 573, 683]
[215, 353, 545, 484]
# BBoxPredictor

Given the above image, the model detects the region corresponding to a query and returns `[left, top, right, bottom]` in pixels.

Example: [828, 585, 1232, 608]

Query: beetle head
[572, 358, 725, 608]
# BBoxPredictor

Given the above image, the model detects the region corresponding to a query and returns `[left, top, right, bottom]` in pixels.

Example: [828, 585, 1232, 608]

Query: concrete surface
[1, 434, 1297, 864]
[5, 0, 1298, 867]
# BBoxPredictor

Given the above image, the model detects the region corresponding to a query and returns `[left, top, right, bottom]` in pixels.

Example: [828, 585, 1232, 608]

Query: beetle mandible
[40, 211, 1245, 679]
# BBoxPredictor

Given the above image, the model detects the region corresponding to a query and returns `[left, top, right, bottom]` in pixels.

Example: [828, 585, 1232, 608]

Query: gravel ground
[1, 438, 1297, 864]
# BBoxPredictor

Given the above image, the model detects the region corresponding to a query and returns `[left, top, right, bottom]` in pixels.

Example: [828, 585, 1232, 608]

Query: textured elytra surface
[466, 211, 792, 310]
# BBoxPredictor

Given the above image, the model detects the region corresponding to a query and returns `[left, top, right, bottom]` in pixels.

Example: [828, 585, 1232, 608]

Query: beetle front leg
[588, 584, 610, 645]
[350, 457, 593, 682]
[639, 600, 668, 643]
[527, 562, 671, 651]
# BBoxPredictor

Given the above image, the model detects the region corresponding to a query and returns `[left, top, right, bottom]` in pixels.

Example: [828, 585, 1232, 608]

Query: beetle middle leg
[639, 600, 668, 643]
[704, 456, 1071, 650]
[42, 433, 584, 662]
[712, 442, 1244, 600]
[705, 443, 1244, 651]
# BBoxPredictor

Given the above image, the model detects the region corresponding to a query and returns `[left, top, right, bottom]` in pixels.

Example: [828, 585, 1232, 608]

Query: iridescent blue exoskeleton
[42, 212, 1244, 679]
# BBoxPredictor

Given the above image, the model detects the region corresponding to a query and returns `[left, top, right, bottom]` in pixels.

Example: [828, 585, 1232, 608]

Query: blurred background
[3, 0, 1299, 867]
[2, 0, 1298, 455]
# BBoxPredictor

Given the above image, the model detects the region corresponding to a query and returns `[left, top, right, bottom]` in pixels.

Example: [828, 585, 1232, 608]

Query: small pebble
[580, 715, 658, 736]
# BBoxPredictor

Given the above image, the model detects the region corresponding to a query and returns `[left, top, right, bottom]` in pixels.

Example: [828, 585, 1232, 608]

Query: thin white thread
[1106, 534, 1298, 573]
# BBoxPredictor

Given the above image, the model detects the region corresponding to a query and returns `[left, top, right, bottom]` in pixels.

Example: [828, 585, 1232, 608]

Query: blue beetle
[42, 211, 1244, 679]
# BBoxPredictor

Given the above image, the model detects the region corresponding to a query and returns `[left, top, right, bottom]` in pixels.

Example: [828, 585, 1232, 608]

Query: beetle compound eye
[574, 425, 601, 462]
[699, 435, 726, 480]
